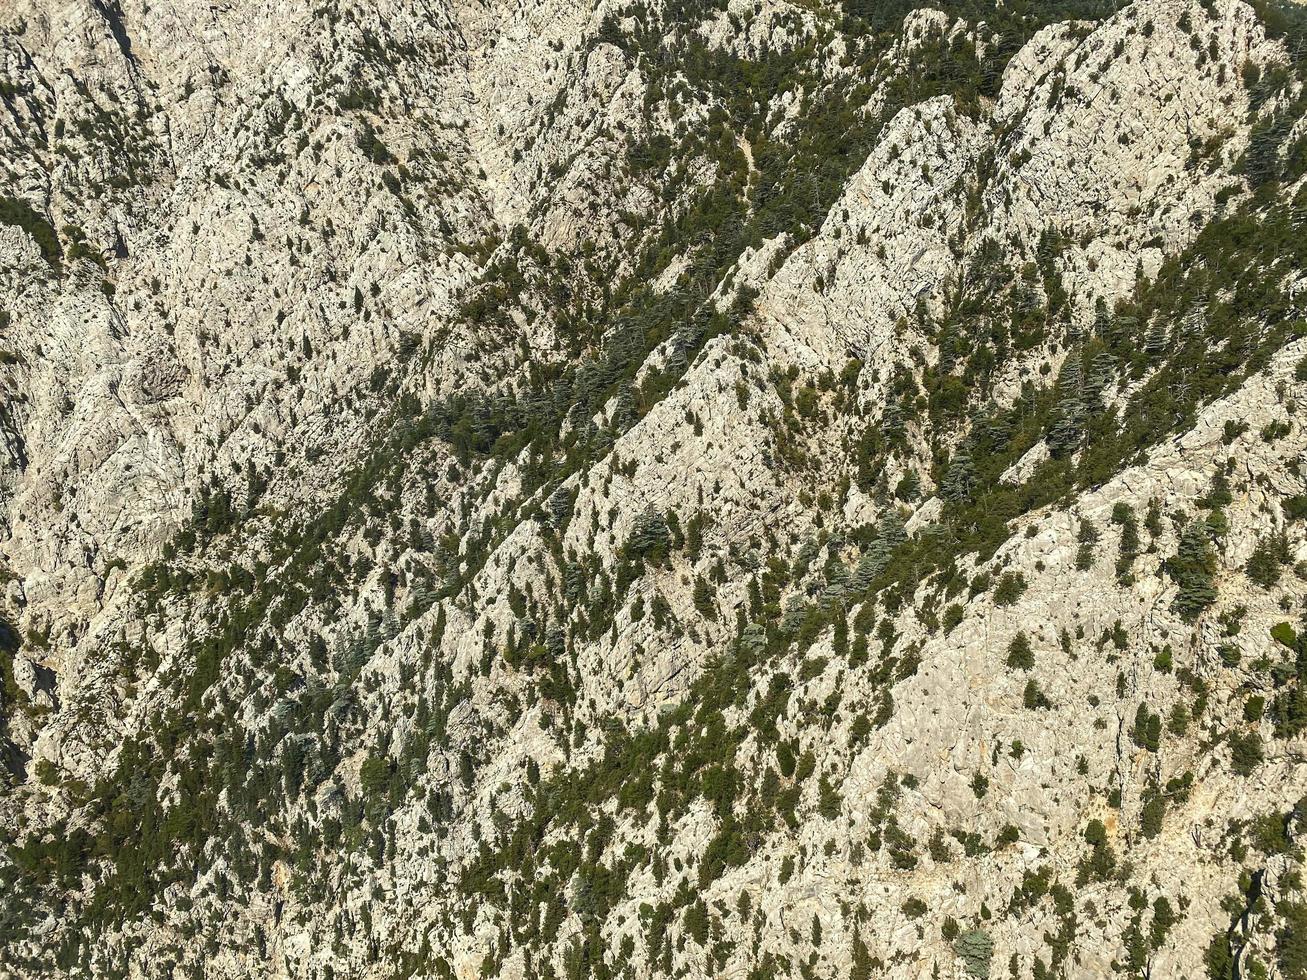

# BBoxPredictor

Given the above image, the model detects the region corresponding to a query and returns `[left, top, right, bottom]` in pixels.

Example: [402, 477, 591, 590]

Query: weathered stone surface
[1, 0, 1304, 977]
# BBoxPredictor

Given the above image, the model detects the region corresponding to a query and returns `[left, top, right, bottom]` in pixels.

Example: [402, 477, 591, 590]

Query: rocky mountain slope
[2, 0, 1307, 977]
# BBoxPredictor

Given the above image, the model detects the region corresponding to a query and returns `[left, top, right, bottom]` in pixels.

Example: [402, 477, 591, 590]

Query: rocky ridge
[1, 0, 1307, 978]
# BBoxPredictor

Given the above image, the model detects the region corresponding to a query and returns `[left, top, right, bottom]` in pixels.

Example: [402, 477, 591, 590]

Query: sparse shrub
[1007, 632, 1034, 670]
[1230, 730, 1263, 776]
[993, 571, 1027, 607]
[1024, 679, 1050, 710]
[1168, 521, 1218, 621]
[955, 929, 994, 979]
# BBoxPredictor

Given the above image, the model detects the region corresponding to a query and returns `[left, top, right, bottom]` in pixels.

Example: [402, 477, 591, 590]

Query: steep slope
[1, 0, 1307, 978]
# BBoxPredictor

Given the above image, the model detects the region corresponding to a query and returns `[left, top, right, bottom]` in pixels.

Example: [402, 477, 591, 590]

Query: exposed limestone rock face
[1, 0, 1306, 978]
